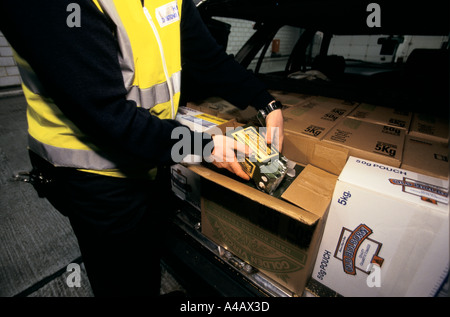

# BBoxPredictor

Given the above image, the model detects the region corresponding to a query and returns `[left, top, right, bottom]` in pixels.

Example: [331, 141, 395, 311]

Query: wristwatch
[258, 100, 282, 119]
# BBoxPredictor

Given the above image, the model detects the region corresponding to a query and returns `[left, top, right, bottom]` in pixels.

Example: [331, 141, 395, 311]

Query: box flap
[188, 164, 321, 226]
[281, 165, 338, 218]
[339, 156, 449, 212]
[310, 142, 348, 175]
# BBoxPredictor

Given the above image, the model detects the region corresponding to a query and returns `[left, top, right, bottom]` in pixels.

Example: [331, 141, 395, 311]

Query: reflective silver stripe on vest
[128, 71, 181, 109]
[96, 0, 135, 88]
[28, 134, 118, 170]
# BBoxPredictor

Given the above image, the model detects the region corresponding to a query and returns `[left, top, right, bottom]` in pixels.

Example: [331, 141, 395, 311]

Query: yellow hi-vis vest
[16, 0, 183, 177]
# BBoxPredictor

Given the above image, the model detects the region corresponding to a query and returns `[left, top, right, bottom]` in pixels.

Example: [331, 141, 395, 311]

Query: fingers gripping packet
[230, 126, 288, 194]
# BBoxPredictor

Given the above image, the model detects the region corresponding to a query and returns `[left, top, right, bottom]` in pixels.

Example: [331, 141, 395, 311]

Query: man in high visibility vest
[0, 0, 284, 296]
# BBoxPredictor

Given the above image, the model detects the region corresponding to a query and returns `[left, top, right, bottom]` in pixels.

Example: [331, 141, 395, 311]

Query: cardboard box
[322, 118, 406, 167]
[401, 135, 449, 180]
[175, 116, 341, 295]
[283, 132, 349, 176]
[311, 157, 449, 297]
[186, 97, 258, 123]
[409, 113, 449, 145]
[195, 163, 338, 296]
[347, 103, 412, 130]
[282, 97, 357, 140]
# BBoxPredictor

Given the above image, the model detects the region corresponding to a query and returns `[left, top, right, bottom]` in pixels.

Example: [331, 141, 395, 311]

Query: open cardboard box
[184, 119, 340, 295]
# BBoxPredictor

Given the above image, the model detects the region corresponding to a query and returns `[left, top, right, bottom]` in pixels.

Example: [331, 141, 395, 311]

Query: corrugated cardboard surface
[322, 118, 405, 167]
[282, 96, 357, 140]
[199, 163, 337, 295]
[201, 196, 312, 296]
[281, 165, 338, 218]
[401, 135, 449, 180]
[347, 103, 412, 130]
[408, 112, 449, 144]
[189, 163, 321, 226]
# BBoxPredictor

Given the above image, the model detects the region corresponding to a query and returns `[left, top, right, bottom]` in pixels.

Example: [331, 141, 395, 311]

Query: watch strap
[260, 100, 282, 118]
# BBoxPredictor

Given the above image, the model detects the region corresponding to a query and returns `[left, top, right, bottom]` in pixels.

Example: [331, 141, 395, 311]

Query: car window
[213, 17, 307, 74]
[328, 35, 448, 64]
[212, 16, 447, 76]
[200, 2, 448, 115]
[212, 17, 257, 57]
[249, 25, 305, 74]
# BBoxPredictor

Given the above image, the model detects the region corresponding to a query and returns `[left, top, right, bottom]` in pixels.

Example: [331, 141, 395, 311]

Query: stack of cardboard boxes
[172, 111, 342, 295]
[171, 90, 449, 297]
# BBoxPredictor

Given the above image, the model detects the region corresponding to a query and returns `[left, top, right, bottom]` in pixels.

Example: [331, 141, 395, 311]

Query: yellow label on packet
[231, 126, 279, 163]
[194, 113, 228, 125]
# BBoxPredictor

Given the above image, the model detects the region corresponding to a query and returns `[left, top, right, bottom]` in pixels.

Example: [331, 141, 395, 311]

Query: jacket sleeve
[180, 0, 275, 110]
[0, 0, 210, 167]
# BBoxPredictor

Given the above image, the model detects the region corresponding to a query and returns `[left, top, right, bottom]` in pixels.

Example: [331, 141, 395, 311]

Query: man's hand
[207, 134, 251, 181]
[265, 109, 284, 152]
